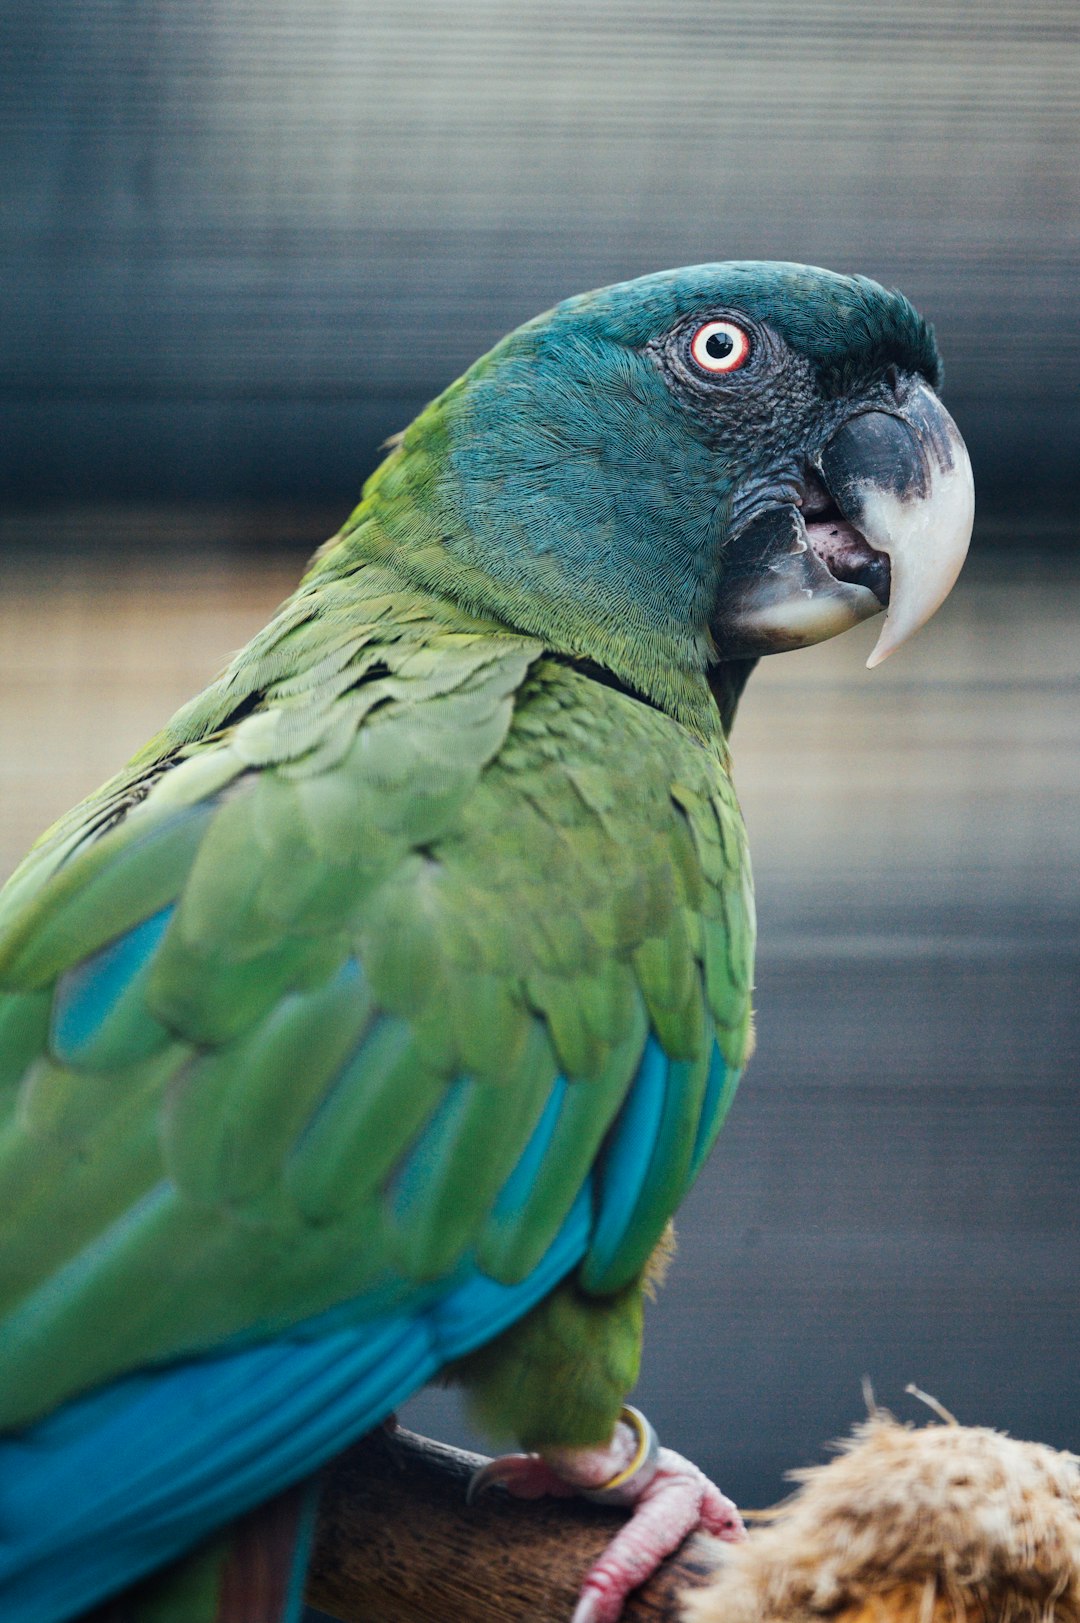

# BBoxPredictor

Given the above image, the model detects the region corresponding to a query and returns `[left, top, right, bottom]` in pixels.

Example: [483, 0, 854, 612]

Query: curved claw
[466, 1451, 578, 1505]
[698, 1473, 746, 1541]
[465, 1455, 512, 1506]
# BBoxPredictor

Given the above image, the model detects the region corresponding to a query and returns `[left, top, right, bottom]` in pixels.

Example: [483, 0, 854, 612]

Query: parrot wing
[0, 565, 753, 1620]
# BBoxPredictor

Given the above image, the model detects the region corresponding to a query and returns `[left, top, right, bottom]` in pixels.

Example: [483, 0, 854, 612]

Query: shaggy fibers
[683, 1409, 1080, 1623]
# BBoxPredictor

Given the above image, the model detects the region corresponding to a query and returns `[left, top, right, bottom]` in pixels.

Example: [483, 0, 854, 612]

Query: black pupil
[705, 330, 734, 360]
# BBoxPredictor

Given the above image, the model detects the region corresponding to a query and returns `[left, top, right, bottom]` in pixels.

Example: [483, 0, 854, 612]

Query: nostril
[883, 363, 905, 403]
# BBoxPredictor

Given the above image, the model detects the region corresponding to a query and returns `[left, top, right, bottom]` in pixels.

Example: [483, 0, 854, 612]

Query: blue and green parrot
[0, 262, 973, 1623]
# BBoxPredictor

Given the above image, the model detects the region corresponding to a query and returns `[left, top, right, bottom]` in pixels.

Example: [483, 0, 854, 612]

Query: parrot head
[362, 261, 973, 703]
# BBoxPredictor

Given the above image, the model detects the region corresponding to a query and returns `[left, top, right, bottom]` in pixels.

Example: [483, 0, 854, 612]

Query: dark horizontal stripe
[3, 0, 1076, 501]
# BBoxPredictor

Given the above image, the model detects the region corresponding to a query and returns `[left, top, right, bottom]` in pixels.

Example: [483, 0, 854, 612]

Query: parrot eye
[688, 320, 752, 375]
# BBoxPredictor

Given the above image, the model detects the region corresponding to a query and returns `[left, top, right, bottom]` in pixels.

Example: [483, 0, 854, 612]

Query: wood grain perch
[307, 1426, 725, 1623]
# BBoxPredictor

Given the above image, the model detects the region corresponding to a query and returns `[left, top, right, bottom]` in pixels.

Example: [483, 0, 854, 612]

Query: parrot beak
[711, 379, 974, 666]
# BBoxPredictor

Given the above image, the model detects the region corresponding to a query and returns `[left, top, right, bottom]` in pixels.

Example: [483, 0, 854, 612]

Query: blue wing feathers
[582, 1038, 739, 1291]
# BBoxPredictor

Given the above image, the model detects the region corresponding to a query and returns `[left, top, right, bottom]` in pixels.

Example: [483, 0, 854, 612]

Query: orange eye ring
[689, 320, 752, 375]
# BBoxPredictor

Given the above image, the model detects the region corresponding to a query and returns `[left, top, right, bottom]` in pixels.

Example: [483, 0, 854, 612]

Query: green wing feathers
[0, 558, 754, 1431]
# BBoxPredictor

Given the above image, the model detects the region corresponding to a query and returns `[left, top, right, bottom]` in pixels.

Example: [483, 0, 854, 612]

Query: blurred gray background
[1, 0, 1078, 1590]
[3, 0, 1078, 518]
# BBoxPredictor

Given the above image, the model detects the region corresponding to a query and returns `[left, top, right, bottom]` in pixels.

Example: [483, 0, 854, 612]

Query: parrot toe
[569, 1444, 746, 1620]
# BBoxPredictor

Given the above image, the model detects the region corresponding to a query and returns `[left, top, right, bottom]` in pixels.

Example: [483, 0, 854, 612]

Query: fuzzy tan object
[682, 1412, 1080, 1623]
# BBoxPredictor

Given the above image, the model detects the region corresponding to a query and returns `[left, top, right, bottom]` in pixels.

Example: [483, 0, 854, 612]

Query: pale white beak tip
[865, 619, 903, 668]
[858, 390, 974, 671]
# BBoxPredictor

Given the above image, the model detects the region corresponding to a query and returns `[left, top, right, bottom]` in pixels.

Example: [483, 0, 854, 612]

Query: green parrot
[0, 262, 972, 1623]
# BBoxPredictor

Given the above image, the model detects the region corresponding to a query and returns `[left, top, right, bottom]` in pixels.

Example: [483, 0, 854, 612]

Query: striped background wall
[2, 0, 1078, 519]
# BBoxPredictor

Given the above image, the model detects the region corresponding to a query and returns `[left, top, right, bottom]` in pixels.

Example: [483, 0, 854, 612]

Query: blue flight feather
[688, 1044, 740, 1182]
[582, 1036, 669, 1283]
[282, 1480, 323, 1623]
[387, 1075, 472, 1222]
[51, 905, 174, 1062]
[489, 1076, 568, 1221]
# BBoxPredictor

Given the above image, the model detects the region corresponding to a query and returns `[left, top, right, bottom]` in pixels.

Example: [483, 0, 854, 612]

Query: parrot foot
[468, 1407, 744, 1622]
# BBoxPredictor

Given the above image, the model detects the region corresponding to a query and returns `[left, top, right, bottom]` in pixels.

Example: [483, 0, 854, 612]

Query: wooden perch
[307, 1426, 725, 1623]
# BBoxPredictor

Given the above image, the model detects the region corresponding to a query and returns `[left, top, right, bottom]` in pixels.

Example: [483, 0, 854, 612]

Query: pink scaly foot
[469, 1406, 745, 1622]
[568, 1442, 744, 1623]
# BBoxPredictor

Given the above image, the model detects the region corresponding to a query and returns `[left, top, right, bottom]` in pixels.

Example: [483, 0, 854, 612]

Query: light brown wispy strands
[682, 1414, 1080, 1623]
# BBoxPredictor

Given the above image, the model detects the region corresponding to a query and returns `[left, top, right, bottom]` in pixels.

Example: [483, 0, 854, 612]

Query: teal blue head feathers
[341, 261, 972, 715]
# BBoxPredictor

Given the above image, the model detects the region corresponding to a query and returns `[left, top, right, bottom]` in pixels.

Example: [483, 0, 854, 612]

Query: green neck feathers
[311, 386, 727, 742]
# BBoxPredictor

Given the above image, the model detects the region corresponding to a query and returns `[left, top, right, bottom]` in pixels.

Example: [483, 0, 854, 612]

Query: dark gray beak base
[710, 380, 974, 666]
[711, 504, 882, 658]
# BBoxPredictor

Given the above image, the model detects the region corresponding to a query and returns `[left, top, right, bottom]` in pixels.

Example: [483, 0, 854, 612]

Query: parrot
[0, 261, 973, 1623]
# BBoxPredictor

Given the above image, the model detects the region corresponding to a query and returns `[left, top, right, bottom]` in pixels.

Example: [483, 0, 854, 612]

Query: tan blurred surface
[0, 550, 298, 874]
[2, 544, 1076, 902]
[739, 550, 1080, 897]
